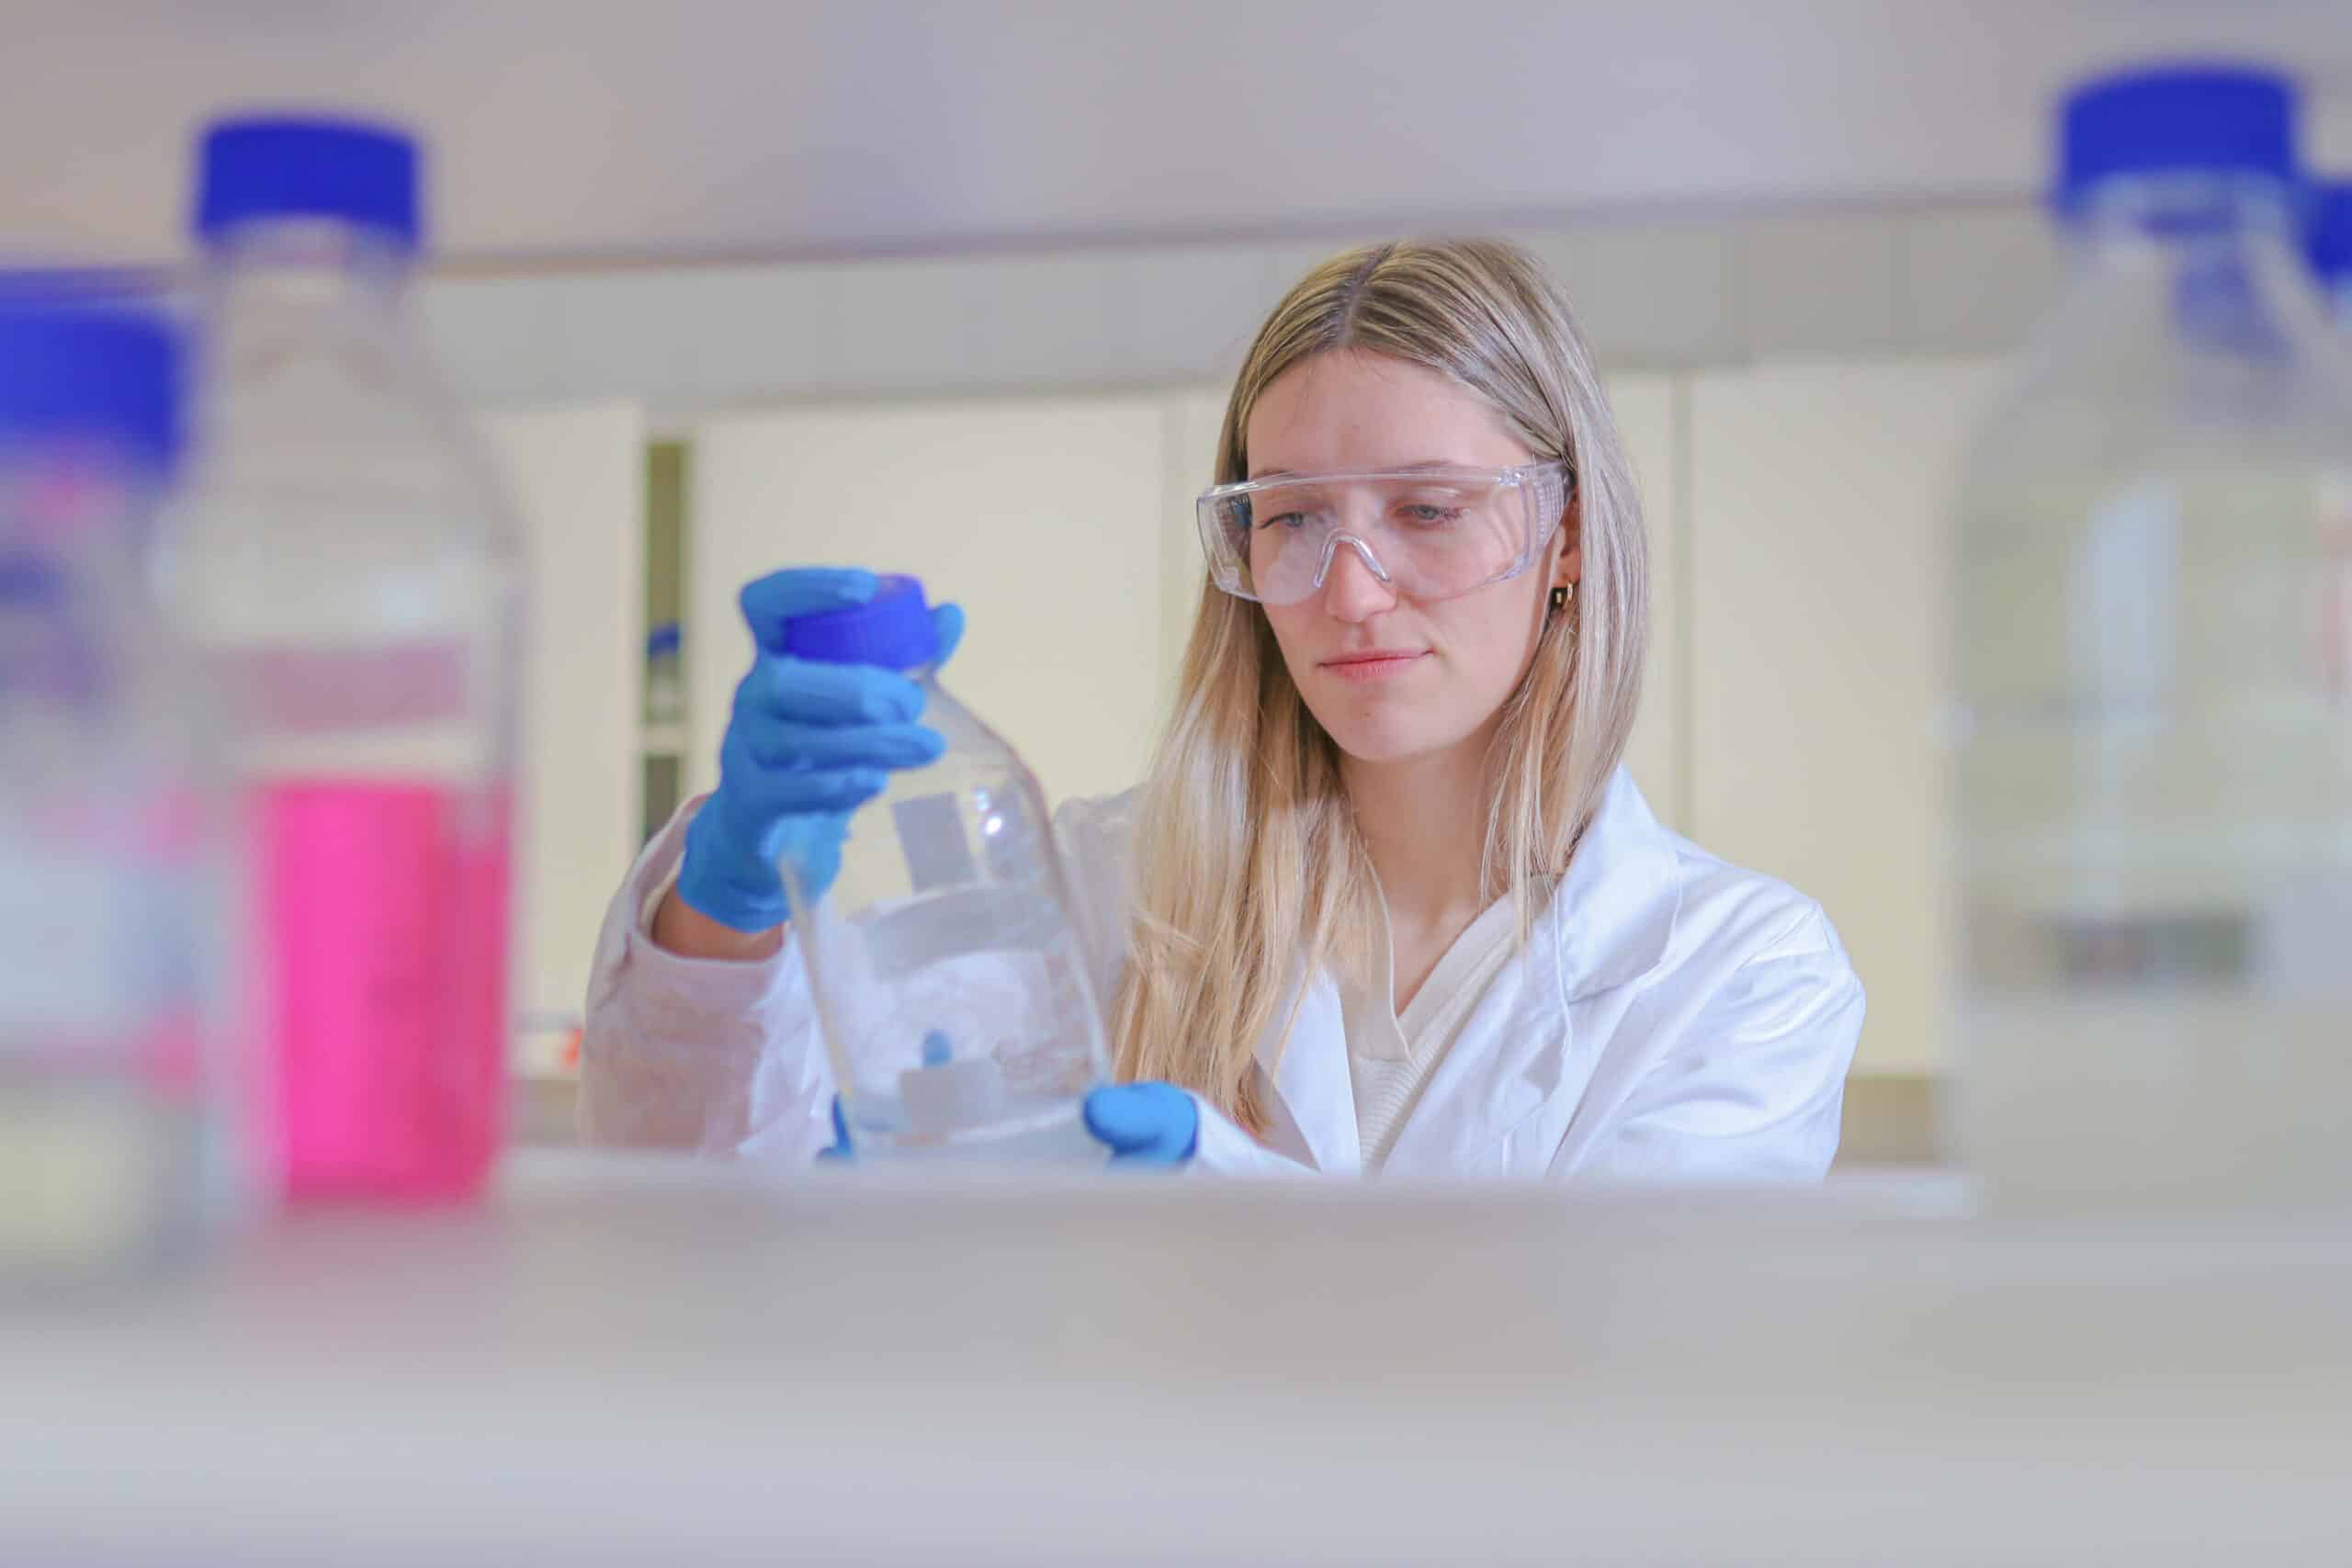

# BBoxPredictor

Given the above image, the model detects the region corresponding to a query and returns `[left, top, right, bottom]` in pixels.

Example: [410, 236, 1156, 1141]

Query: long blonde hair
[1110, 238, 1648, 1134]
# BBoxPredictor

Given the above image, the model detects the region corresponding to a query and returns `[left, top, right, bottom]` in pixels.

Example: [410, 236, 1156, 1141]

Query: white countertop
[6, 1150, 2346, 1565]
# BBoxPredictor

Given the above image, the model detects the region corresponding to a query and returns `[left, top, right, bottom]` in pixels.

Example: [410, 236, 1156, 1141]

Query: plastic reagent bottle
[777, 577, 1111, 1160]
[170, 117, 524, 1202]
[1, 302, 240, 1284]
[1951, 66, 2352, 1207]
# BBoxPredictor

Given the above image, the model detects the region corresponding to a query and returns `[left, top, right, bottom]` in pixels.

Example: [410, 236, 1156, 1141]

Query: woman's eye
[1397, 503, 1467, 527]
[1257, 511, 1312, 532]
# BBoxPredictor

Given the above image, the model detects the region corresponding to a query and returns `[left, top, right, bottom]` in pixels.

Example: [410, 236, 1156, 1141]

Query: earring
[1549, 584, 1572, 611]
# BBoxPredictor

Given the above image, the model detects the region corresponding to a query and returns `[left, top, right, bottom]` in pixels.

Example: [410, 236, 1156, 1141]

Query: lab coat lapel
[1251, 973, 1362, 1175]
[1382, 769, 1683, 1177]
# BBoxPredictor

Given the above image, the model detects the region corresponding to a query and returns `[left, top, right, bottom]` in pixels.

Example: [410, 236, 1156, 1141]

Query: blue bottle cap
[2309, 180, 2352, 285]
[0, 305, 183, 473]
[2059, 65, 2298, 209]
[195, 115, 423, 249]
[780, 574, 940, 670]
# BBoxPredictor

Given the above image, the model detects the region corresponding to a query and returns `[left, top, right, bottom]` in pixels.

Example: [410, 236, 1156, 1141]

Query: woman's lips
[1318, 650, 1427, 682]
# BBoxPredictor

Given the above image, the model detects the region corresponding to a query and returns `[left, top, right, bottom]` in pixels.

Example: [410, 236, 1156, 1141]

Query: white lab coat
[578, 768, 1865, 1181]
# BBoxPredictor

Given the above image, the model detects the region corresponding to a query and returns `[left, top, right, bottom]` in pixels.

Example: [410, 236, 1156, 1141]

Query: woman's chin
[1314, 711, 1468, 768]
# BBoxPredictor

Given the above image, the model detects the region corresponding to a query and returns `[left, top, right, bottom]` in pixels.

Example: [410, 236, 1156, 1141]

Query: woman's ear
[1552, 489, 1584, 589]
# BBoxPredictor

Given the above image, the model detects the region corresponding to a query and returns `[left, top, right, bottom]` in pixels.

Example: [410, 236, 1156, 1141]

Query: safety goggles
[1194, 461, 1570, 606]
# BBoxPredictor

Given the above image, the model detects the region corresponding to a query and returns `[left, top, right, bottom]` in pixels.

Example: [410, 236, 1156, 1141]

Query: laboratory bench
[6, 1148, 2346, 1565]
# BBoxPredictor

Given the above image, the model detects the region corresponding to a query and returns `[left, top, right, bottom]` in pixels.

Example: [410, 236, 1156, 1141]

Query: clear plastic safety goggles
[1194, 461, 1571, 606]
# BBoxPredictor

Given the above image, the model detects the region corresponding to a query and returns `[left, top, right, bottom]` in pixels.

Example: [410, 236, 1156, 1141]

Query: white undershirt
[1341, 894, 1520, 1170]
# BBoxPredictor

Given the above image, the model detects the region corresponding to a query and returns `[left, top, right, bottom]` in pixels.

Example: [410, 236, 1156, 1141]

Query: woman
[581, 238, 1864, 1179]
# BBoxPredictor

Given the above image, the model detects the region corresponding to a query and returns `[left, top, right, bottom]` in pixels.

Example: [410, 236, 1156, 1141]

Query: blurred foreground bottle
[1951, 66, 2352, 1208]
[165, 117, 524, 1203]
[1, 302, 241, 1288]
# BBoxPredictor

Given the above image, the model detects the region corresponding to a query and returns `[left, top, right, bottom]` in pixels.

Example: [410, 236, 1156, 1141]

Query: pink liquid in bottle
[261, 780, 511, 1201]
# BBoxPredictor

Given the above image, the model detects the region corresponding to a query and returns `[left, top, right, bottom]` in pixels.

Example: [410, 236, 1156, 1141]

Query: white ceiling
[8, 0, 2352, 270]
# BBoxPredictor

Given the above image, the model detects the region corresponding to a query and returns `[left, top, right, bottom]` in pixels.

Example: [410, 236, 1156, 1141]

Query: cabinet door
[477, 401, 646, 1070]
[1688, 359, 2003, 1075]
[689, 399, 1170, 810]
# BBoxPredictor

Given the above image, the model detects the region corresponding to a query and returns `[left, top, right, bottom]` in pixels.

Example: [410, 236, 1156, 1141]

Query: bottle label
[0, 794, 208, 1098]
[258, 779, 511, 1198]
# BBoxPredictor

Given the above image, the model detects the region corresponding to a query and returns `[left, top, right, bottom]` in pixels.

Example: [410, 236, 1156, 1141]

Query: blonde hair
[1110, 238, 1648, 1134]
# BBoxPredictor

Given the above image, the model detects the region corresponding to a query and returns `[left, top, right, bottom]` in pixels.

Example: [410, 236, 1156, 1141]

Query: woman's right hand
[659, 567, 964, 953]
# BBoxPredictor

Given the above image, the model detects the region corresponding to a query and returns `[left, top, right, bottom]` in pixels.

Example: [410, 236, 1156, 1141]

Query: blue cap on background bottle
[2309, 180, 2352, 287]
[0, 305, 184, 474]
[782, 575, 941, 670]
[194, 114, 423, 250]
[2059, 65, 2297, 209]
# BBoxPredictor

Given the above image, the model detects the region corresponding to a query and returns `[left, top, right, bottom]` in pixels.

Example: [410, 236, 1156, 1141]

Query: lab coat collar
[1258, 976, 1363, 1176]
[1551, 767, 1683, 1002]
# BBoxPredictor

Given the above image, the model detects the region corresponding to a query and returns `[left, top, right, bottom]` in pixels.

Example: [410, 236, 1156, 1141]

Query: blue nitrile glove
[816, 1097, 854, 1163]
[674, 567, 965, 932]
[817, 1085, 1199, 1166]
[1084, 1083, 1200, 1166]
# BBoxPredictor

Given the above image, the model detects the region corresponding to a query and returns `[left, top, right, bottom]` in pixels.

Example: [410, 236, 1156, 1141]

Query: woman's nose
[1317, 535, 1396, 620]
